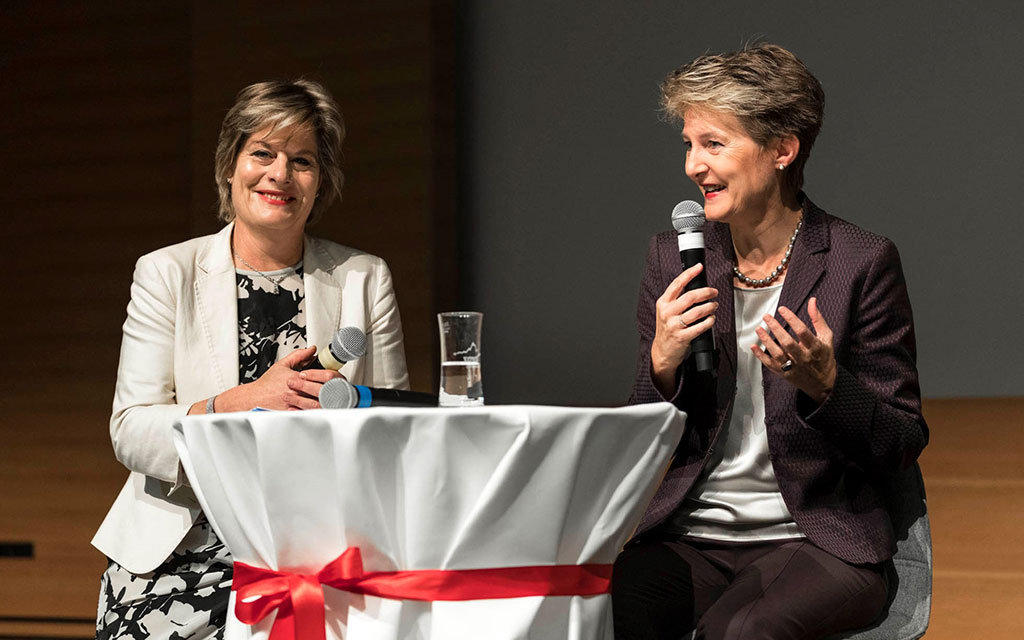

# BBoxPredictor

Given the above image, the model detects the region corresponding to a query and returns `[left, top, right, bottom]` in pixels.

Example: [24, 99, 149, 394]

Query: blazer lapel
[778, 199, 830, 318]
[194, 223, 240, 389]
[303, 235, 342, 351]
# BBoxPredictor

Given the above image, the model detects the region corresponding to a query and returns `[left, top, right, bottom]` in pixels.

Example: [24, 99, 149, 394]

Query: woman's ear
[774, 133, 800, 169]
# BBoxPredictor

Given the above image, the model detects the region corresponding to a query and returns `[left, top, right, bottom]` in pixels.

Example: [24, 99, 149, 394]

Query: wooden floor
[917, 398, 1024, 638]
[1, 398, 1021, 637]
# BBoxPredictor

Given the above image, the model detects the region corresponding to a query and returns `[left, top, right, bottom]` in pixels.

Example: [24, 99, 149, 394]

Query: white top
[670, 284, 804, 542]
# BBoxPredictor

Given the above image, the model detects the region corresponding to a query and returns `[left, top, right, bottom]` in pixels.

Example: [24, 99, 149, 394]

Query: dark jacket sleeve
[799, 239, 928, 472]
[628, 235, 685, 406]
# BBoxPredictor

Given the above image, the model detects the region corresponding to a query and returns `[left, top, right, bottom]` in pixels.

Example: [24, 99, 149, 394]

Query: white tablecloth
[173, 403, 685, 640]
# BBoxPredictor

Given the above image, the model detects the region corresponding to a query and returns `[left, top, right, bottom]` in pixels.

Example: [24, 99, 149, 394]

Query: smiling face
[682, 109, 786, 225]
[229, 122, 320, 236]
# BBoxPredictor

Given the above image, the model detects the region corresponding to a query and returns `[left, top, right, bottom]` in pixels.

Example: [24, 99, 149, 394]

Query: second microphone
[319, 378, 439, 409]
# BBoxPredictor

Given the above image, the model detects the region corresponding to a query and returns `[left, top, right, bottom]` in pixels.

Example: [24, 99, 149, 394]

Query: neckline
[235, 260, 303, 276]
[734, 282, 784, 293]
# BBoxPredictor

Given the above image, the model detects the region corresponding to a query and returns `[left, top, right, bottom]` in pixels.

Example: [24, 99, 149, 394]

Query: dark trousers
[612, 536, 888, 640]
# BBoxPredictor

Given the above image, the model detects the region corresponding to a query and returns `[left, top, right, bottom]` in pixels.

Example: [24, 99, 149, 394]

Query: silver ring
[781, 359, 794, 372]
[678, 315, 688, 328]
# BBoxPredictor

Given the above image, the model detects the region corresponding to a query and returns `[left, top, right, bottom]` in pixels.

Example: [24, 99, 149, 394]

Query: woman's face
[682, 109, 780, 224]
[230, 122, 320, 235]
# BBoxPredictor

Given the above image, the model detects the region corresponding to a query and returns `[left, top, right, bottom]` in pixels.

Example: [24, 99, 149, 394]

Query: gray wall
[459, 0, 1024, 404]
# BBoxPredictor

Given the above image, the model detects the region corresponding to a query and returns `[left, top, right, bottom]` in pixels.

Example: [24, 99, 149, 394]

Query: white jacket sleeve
[109, 254, 191, 483]
[366, 259, 410, 390]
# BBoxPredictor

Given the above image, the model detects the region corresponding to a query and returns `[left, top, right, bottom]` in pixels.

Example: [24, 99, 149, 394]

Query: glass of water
[438, 312, 484, 407]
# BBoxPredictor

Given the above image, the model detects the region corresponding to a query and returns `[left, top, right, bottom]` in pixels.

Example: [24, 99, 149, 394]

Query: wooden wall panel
[0, 2, 455, 635]
[0, 3, 194, 414]
[0, 2, 195, 633]
[186, 1, 454, 392]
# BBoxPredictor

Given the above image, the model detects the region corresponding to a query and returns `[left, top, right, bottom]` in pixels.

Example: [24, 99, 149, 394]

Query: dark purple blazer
[628, 197, 928, 565]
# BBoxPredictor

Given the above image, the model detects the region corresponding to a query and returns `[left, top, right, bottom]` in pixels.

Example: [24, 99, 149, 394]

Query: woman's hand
[283, 354, 347, 410]
[204, 346, 346, 413]
[752, 297, 837, 404]
[651, 263, 719, 396]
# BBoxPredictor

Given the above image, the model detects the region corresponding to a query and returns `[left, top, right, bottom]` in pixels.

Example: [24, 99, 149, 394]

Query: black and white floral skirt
[96, 513, 233, 640]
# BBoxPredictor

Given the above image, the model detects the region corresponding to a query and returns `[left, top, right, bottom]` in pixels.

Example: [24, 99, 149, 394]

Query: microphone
[671, 200, 715, 374]
[319, 378, 439, 409]
[301, 326, 367, 371]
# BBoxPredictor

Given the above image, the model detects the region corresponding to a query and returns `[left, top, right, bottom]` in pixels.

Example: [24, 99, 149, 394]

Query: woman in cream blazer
[93, 78, 409, 639]
[91, 220, 409, 573]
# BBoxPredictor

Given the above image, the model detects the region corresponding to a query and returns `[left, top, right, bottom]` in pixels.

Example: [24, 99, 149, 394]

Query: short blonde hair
[214, 78, 345, 225]
[661, 44, 824, 194]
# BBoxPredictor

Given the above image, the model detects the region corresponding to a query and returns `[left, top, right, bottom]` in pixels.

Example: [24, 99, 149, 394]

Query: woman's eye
[708, 140, 723, 149]
[682, 141, 692, 151]
[251, 150, 273, 160]
[293, 157, 313, 168]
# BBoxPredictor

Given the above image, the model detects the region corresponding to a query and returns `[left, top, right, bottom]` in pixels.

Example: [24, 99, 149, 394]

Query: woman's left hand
[751, 297, 837, 404]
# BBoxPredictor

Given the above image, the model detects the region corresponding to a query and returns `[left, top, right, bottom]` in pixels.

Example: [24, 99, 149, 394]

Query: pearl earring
[227, 177, 232, 184]
[778, 164, 785, 171]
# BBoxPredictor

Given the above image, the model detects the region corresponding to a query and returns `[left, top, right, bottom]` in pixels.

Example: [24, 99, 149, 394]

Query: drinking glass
[438, 312, 484, 407]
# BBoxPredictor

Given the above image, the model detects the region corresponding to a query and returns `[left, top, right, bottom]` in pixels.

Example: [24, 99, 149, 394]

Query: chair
[829, 462, 932, 640]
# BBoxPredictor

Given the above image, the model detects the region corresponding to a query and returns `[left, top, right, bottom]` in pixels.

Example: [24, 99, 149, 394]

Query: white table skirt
[173, 403, 685, 640]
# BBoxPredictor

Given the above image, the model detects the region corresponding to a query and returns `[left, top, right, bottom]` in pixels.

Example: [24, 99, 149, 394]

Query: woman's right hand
[192, 346, 344, 414]
[651, 263, 718, 395]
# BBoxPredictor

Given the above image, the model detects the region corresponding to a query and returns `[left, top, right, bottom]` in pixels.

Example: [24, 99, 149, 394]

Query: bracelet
[205, 395, 217, 414]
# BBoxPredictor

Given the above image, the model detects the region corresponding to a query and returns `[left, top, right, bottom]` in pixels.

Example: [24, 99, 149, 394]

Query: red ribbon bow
[232, 547, 612, 640]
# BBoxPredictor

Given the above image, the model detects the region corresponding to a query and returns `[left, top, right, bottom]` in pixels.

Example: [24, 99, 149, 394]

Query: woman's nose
[268, 155, 292, 182]
[684, 150, 705, 180]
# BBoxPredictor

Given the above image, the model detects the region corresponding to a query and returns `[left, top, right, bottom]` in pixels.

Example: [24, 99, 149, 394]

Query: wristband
[206, 395, 217, 414]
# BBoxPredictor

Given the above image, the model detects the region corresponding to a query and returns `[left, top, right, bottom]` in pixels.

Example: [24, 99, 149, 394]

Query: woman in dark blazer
[612, 45, 928, 640]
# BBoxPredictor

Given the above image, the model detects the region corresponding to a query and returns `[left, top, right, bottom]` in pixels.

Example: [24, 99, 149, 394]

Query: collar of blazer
[192, 222, 344, 389]
[702, 195, 832, 375]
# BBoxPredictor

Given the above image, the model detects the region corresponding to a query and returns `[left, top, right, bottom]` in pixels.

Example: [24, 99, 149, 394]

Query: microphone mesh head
[331, 327, 367, 361]
[671, 200, 706, 232]
[319, 378, 357, 409]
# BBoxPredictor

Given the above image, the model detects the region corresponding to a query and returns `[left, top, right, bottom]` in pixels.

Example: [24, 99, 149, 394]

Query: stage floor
[918, 397, 1024, 639]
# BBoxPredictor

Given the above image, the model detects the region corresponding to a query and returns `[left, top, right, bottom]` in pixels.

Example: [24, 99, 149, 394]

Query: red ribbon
[232, 547, 612, 640]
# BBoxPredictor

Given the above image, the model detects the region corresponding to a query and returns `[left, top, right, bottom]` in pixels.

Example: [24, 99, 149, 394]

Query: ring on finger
[677, 315, 688, 328]
[781, 359, 794, 372]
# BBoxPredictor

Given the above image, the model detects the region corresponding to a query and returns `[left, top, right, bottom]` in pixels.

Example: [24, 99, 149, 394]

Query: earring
[777, 164, 785, 171]
[227, 177, 232, 184]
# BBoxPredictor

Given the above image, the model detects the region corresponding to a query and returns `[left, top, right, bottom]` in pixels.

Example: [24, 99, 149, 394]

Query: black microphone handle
[358, 386, 439, 408]
[299, 356, 325, 371]
[680, 247, 709, 288]
[679, 247, 716, 373]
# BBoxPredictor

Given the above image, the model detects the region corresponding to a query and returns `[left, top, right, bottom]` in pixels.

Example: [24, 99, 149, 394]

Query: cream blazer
[91, 222, 410, 574]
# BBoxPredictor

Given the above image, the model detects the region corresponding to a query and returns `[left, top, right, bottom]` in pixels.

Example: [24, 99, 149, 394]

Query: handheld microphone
[301, 326, 367, 371]
[671, 200, 715, 374]
[319, 378, 439, 409]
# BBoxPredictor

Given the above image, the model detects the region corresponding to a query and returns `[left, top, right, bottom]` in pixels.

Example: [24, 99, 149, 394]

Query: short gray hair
[214, 78, 345, 225]
[661, 44, 824, 194]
